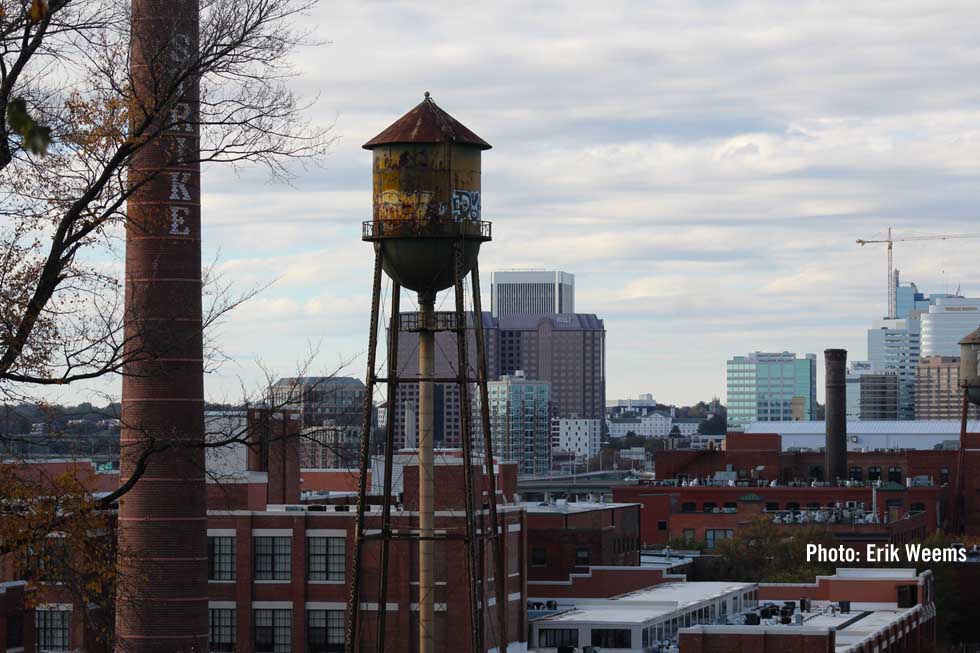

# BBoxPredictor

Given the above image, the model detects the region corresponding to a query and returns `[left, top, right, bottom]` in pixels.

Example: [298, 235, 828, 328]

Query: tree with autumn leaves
[1, 0, 330, 646]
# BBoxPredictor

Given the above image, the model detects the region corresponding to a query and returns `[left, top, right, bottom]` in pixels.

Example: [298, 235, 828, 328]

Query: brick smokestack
[117, 0, 206, 651]
[247, 408, 301, 505]
[824, 349, 848, 482]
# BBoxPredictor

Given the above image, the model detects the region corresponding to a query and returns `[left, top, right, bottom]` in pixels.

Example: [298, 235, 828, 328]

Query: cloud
[62, 0, 980, 407]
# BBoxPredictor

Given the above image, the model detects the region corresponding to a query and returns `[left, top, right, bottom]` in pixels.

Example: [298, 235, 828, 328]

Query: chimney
[247, 408, 301, 504]
[824, 349, 848, 482]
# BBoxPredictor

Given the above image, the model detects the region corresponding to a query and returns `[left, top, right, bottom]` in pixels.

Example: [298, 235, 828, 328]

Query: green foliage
[6, 97, 52, 156]
[712, 518, 837, 582]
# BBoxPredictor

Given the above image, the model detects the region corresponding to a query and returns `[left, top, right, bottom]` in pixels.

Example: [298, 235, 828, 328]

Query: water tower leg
[418, 290, 436, 653]
[376, 282, 401, 651]
[346, 247, 384, 653]
[470, 260, 511, 651]
[452, 243, 484, 653]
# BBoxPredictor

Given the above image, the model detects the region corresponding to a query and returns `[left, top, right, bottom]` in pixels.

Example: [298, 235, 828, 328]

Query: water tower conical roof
[960, 327, 980, 346]
[363, 93, 491, 150]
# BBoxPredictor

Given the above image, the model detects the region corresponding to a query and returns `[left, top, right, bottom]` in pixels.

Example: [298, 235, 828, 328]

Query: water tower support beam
[470, 260, 511, 649]
[345, 247, 384, 653]
[418, 290, 436, 653]
[376, 281, 401, 651]
[453, 241, 484, 653]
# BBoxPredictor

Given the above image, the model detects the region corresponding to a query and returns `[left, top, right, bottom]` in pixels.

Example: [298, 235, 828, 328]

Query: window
[6, 613, 23, 649]
[254, 609, 291, 653]
[848, 466, 863, 481]
[591, 628, 631, 648]
[705, 529, 733, 549]
[308, 537, 345, 582]
[531, 547, 546, 566]
[910, 502, 926, 514]
[575, 547, 591, 566]
[209, 608, 236, 653]
[702, 502, 717, 513]
[940, 467, 950, 485]
[868, 466, 882, 482]
[538, 628, 578, 647]
[35, 609, 70, 652]
[209, 536, 236, 581]
[682, 528, 695, 543]
[307, 609, 344, 653]
[657, 520, 668, 531]
[888, 467, 903, 484]
[254, 536, 291, 581]
[765, 502, 779, 512]
[681, 502, 696, 513]
[27, 538, 66, 583]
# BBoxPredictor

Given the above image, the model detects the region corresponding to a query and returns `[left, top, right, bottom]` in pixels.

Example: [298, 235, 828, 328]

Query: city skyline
[50, 1, 980, 408]
[4, 3, 979, 652]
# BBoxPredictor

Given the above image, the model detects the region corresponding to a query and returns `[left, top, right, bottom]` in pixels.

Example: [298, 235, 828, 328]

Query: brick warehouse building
[523, 501, 641, 582]
[617, 427, 980, 545]
[0, 410, 530, 653]
[617, 482, 938, 549]
[527, 568, 936, 653]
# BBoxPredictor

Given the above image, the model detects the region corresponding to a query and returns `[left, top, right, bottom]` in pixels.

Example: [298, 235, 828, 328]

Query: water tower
[959, 327, 980, 407]
[345, 94, 509, 653]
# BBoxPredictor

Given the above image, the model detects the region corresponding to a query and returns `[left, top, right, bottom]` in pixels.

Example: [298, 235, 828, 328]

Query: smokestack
[825, 349, 848, 482]
[117, 0, 206, 650]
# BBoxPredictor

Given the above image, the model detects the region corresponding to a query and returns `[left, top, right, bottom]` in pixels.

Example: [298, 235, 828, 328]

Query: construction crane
[856, 228, 980, 318]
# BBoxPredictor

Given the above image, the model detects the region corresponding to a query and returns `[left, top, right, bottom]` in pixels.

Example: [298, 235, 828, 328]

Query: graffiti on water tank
[378, 189, 445, 220]
[451, 190, 481, 221]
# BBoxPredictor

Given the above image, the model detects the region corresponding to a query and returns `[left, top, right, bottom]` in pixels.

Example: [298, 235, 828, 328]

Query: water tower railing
[362, 218, 491, 240]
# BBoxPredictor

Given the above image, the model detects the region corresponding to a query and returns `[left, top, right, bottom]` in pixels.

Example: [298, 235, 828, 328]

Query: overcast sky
[69, 0, 980, 408]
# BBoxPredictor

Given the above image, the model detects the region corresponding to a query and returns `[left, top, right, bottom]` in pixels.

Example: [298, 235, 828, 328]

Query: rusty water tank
[960, 327, 980, 405]
[362, 93, 491, 294]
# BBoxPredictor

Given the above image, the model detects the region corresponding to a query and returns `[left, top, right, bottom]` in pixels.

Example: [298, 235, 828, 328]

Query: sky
[66, 0, 980, 408]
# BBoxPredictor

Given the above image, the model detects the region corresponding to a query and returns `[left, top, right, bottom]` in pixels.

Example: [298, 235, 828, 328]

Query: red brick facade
[525, 502, 641, 581]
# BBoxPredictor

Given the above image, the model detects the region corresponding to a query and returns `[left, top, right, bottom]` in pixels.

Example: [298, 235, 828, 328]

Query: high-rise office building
[391, 312, 499, 449]
[859, 372, 901, 420]
[490, 270, 574, 317]
[893, 270, 952, 320]
[920, 297, 980, 357]
[867, 318, 920, 419]
[846, 360, 875, 420]
[498, 313, 605, 420]
[915, 356, 980, 420]
[726, 352, 817, 431]
[392, 310, 604, 447]
[270, 377, 366, 427]
[486, 372, 552, 475]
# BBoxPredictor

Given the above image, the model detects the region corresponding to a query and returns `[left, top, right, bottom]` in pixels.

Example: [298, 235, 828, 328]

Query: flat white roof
[832, 567, 918, 580]
[533, 581, 755, 626]
[521, 500, 639, 514]
[617, 581, 754, 606]
[745, 420, 979, 434]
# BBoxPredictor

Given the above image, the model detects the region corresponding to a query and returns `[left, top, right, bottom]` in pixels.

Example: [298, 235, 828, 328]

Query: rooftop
[271, 376, 365, 388]
[362, 93, 491, 150]
[521, 500, 639, 515]
[745, 420, 980, 434]
[497, 313, 604, 331]
[531, 580, 754, 626]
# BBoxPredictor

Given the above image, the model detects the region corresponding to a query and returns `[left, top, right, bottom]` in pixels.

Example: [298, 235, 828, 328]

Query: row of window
[537, 627, 630, 648]
[530, 537, 638, 567]
[209, 536, 345, 582]
[210, 608, 344, 653]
